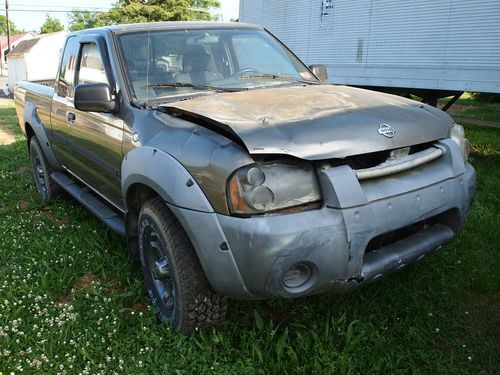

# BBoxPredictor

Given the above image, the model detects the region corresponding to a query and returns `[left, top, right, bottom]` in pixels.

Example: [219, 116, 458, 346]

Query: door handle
[67, 112, 76, 124]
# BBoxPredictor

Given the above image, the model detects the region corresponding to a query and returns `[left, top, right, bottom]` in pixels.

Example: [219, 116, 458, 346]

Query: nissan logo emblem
[378, 123, 396, 138]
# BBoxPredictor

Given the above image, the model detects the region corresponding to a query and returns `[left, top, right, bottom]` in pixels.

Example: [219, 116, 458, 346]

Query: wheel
[138, 197, 227, 334]
[29, 137, 60, 201]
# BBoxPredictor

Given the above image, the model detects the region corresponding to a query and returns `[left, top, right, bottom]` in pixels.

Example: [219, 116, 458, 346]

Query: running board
[51, 171, 125, 236]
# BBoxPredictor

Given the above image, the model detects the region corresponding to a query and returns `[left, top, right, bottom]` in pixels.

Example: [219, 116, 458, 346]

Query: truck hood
[161, 85, 453, 160]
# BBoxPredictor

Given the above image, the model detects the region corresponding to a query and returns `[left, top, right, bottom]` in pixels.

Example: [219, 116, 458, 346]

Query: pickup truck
[15, 22, 476, 334]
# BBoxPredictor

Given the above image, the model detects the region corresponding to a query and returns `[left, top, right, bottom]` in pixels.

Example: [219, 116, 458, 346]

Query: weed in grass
[0, 102, 498, 373]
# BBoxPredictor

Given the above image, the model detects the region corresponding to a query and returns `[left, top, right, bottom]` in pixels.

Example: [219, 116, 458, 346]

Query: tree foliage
[68, 11, 104, 32]
[40, 15, 64, 34]
[0, 15, 20, 35]
[98, 0, 221, 25]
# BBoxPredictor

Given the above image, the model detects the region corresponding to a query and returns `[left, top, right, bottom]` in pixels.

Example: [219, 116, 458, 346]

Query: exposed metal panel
[240, 0, 500, 93]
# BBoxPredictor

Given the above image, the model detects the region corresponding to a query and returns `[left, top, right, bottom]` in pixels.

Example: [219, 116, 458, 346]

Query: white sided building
[240, 0, 500, 100]
[7, 32, 67, 92]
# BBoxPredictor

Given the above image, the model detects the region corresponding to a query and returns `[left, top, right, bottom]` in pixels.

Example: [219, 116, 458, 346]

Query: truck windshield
[118, 27, 318, 102]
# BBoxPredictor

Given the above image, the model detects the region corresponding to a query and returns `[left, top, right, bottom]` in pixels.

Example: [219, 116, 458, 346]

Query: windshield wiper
[236, 73, 295, 81]
[236, 73, 319, 85]
[142, 82, 240, 92]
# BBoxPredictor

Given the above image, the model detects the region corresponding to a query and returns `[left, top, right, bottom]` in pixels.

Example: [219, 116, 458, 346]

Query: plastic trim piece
[356, 147, 443, 180]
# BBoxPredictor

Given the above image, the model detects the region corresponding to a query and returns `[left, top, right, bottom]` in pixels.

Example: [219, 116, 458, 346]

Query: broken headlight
[449, 123, 470, 161]
[228, 163, 321, 214]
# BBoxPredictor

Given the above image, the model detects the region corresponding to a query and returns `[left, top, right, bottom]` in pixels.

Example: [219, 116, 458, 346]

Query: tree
[98, 0, 221, 25]
[68, 10, 103, 31]
[0, 15, 20, 35]
[40, 15, 64, 34]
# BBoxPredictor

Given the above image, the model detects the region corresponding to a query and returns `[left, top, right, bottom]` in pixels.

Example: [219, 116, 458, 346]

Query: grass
[0, 101, 499, 374]
[439, 92, 500, 123]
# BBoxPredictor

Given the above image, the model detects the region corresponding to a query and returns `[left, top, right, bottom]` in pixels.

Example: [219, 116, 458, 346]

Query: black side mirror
[74, 83, 116, 113]
[309, 64, 328, 83]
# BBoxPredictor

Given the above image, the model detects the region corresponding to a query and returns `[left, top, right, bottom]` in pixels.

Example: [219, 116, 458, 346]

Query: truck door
[51, 35, 79, 164]
[66, 40, 124, 206]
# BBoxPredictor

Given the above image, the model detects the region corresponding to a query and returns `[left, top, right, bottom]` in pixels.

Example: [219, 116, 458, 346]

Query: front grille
[325, 141, 436, 171]
[365, 208, 460, 254]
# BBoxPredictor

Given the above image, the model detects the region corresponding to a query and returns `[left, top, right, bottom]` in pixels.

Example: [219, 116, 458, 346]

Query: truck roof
[72, 21, 262, 36]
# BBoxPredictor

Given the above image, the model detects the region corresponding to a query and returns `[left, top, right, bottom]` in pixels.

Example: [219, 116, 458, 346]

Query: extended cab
[15, 22, 476, 334]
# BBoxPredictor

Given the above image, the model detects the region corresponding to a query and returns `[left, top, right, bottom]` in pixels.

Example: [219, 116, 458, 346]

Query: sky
[1, 0, 240, 33]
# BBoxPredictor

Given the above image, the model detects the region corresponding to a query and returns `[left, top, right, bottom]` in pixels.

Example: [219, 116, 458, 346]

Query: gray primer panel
[121, 146, 213, 212]
[167, 205, 251, 298]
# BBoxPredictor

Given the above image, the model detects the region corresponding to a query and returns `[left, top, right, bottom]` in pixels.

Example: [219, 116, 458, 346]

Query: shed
[0, 31, 36, 76]
[7, 32, 67, 91]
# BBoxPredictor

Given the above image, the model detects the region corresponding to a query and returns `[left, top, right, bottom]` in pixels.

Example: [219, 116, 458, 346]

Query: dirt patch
[16, 166, 28, 175]
[15, 200, 30, 211]
[56, 273, 98, 307]
[121, 302, 149, 318]
[54, 217, 70, 227]
[0, 128, 16, 145]
[75, 273, 97, 291]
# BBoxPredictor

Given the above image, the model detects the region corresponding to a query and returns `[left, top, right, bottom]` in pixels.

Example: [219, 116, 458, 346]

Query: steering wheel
[233, 68, 260, 77]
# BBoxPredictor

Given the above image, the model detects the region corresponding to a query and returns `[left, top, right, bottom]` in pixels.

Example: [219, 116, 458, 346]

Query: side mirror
[74, 83, 116, 113]
[309, 64, 328, 83]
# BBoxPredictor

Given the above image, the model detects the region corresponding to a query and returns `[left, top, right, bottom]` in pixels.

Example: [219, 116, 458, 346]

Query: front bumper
[170, 139, 476, 299]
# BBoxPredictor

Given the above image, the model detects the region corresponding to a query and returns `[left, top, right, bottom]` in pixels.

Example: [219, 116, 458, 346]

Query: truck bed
[14, 80, 55, 137]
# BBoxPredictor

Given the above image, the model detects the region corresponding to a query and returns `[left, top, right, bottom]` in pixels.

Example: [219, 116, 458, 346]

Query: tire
[138, 197, 227, 334]
[29, 137, 60, 202]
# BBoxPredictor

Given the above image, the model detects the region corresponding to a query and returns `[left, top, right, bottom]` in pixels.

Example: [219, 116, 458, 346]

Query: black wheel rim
[143, 221, 176, 318]
[31, 150, 47, 197]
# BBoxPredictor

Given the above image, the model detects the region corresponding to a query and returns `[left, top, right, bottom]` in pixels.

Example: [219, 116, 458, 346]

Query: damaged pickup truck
[15, 22, 475, 334]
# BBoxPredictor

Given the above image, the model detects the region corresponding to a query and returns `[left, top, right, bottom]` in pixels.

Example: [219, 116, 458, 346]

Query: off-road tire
[29, 137, 60, 201]
[138, 197, 228, 334]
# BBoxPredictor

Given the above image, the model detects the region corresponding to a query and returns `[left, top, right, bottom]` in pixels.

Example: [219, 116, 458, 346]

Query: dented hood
[162, 85, 453, 160]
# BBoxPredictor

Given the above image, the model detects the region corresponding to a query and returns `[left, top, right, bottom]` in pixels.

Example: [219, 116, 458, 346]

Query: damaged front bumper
[170, 139, 476, 299]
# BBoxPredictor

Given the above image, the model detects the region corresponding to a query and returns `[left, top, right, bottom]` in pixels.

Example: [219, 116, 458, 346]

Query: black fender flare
[23, 102, 61, 169]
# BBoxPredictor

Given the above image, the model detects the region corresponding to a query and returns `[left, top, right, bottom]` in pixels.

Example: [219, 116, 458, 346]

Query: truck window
[77, 43, 109, 85]
[57, 36, 78, 97]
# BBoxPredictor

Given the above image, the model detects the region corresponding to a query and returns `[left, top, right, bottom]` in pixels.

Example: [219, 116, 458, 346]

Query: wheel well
[25, 122, 35, 147]
[125, 183, 161, 260]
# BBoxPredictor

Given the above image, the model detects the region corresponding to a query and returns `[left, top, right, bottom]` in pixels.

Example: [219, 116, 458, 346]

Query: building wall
[7, 32, 66, 91]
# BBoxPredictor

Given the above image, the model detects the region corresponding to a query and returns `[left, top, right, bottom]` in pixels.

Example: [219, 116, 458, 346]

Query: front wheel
[138, 197, 227, 334]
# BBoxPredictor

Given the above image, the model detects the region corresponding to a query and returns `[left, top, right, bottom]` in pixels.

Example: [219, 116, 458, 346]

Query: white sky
[1, 0, 240, 33]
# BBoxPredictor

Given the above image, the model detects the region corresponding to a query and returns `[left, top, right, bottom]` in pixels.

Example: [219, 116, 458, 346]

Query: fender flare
[121, 146, 214, 213]
[23, 102, 61, 169]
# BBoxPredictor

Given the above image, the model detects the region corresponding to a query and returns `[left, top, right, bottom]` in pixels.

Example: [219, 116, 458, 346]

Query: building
[7, 32, 67, 91]
[0, 31, 37, 76]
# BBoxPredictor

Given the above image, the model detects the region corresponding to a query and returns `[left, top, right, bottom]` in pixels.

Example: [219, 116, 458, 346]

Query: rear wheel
[138, 197, 227, 334]
[29, 137, 59, 201]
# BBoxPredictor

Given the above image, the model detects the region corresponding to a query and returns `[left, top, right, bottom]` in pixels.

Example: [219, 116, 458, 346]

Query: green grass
[0, 102, 499, 374]
[439, 92, 500, 123]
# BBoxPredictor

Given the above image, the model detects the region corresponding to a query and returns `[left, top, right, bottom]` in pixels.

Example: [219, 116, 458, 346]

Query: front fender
[121, 146, 214, 213]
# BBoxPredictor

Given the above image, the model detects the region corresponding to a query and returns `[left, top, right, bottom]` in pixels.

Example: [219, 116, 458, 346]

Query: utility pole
[5, 0, 10, 53]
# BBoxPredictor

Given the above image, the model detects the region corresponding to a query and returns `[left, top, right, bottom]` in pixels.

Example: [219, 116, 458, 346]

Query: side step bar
[51, 171, 126, 236]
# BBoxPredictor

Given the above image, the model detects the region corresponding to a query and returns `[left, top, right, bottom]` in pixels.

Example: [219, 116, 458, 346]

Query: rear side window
[57, 36, 78, 97]
[77, 43, 109, 85]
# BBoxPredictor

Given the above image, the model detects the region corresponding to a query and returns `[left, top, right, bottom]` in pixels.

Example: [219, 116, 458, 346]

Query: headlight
[449, 123, 470, 161]
[228, 163, 321, 214]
